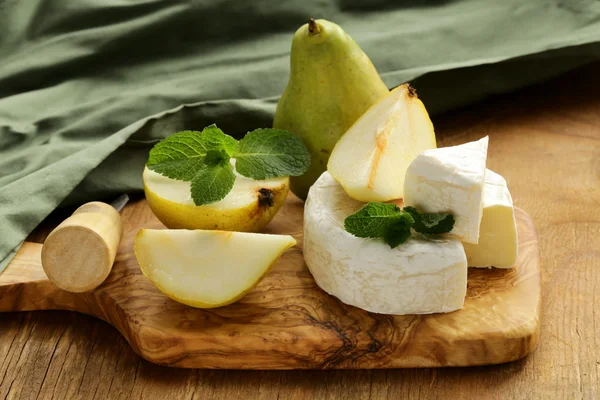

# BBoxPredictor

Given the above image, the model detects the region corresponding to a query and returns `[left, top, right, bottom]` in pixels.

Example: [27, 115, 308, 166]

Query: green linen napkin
[1, 0, 600, 271]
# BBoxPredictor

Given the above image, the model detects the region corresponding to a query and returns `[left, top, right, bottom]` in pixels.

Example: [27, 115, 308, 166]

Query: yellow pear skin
[273, 18, 389, 200]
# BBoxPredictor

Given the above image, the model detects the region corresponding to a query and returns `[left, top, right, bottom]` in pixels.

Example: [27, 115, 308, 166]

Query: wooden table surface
[1, 63, 599, 400]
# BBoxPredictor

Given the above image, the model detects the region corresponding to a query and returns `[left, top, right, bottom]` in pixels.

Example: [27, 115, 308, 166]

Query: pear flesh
[327, 84, 437, 202]
[134, 229, 297, 308]
[274, 18, 389, 200]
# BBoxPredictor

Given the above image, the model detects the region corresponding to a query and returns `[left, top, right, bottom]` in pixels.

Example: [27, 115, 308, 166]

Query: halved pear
[134, 229, 297, 308]
[143, 166, 289, 232]
[327, 84, 436, 202]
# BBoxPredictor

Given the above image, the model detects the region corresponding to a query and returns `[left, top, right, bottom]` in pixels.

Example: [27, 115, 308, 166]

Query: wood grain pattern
[0, 62, 598, 399]
[41, 201, 123, 293]
[0, 193, 540, 369]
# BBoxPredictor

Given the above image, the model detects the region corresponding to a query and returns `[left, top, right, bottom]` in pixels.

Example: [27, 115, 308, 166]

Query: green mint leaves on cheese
[344, 202, 454, 248]
[403, 206, 455, 234]
[344, 203, 414, 245]
[147, 125, 310, 206]
[383, 216, 414, 248]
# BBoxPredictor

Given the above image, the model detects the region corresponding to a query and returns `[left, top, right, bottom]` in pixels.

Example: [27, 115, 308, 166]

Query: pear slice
[143, 165, 289, 232]
[327, 84, 436, 202]
[134, 229, 296, 308]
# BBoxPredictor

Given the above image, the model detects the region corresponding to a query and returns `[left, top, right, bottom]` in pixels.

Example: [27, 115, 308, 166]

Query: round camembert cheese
[304, 172, 468, 315]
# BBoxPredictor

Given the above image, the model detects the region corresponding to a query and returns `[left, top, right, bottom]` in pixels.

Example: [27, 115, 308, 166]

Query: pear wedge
[134, 229, 296, 308]
[327, 84, 436, 202]
[274, 18, 389, 200]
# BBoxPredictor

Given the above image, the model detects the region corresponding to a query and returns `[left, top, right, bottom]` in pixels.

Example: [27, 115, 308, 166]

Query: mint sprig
[344, 202, 413, 239]
[147, 126, 238, 181]
[344, 203, 454, 248]
[147, 125, 310, 206]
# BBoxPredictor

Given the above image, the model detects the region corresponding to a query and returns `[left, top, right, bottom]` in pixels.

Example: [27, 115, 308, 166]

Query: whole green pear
[274, 18, 389, 200]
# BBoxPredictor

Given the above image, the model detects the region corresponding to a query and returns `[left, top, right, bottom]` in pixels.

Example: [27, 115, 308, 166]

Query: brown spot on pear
[258, 188, 275, 207]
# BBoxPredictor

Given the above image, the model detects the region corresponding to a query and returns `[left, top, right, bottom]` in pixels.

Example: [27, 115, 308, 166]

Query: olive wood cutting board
[0, 195, 540, 369]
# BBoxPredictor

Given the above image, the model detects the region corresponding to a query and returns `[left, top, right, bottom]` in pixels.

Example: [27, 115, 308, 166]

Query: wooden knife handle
[41, 202, 123, 293]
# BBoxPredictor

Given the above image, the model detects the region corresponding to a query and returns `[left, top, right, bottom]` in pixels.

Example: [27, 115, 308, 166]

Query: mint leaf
[404, 206, 455, 234]
[190, 163, 235, 206]
[234, 128, 310, 180]
[147, 130, 209, 181]
[199, 125, 239, 156]
[344, 202, 405, 238]
[147, 125, 237, 181]
[344, 202, 414, 248]
[383, 221, 413, 248]
[204, 148, 230, 167]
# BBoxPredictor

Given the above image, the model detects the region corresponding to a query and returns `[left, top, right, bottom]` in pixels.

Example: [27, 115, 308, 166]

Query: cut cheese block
[303, 172, 468, 315]
[463, 169, 518, 268]
[404, 137, 488, 244]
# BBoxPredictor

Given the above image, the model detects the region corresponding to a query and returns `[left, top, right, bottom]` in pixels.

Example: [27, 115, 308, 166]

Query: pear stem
[308, 18, 321, 34]
[407, 85, 417, 98]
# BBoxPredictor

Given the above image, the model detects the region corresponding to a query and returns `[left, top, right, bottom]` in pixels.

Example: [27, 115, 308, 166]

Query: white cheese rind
[303, 172, 468, 315]
[463, 169, 518, 268]
[403, 137, 488, 244]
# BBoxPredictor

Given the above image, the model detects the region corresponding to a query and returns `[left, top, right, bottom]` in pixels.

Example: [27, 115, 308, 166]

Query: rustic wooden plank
[0, 62, 598, 399]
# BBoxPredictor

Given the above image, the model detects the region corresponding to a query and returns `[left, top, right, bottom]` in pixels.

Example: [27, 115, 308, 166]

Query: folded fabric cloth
[1, 0, 600, 271]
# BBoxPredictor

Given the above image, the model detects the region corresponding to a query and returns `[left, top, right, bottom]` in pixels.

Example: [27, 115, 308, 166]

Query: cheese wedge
[304, 172, 468, 315]
[404, 137, 488, 244]
[463, 169, 518, 268]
